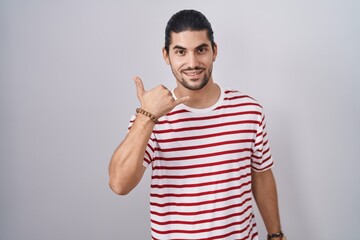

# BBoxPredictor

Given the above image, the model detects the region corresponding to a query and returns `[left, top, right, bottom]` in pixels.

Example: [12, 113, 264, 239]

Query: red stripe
[150, 181, 251, 198]
[252, 160, 273, 171]
[152, 220, 258, 240]
[151, 165, 251, 180]
[254, 141, 263, 148]
[223, 95, 251, 101]
[151, 172, 251, 189]
[150, 197, 252, 216]
[158, 111, 261, 125]
[205, 215, 257, 240]
[254, 139, 264, 148]
[154, 216, 257, 240]
[151, 212, 253, 235]
[146, 142, 155, 155]
[153, 129, 256, 143]
[144, 158, 151, 165]
[150, 189, 252, 207]
[263, 131, 268, 138]
[224, 90, 239, 93]
[252, 147, 270, 159]
[153, 157, 250, 171]
[145, 149, 152, 162]
[151, 205, 252, 225]
[263, 147, 270, 155]
[154, 148, 252, 161]
[155, 139, 255, 152]
[256, 131, 262, 138]
[215, 102, 261, 111]
[153, 120, 260, 134]
[257, 131, 267, 139]
[261, 155, 272, 164]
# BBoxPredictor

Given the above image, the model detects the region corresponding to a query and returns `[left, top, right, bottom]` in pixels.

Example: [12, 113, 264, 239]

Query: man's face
[163, 30, 217, 91]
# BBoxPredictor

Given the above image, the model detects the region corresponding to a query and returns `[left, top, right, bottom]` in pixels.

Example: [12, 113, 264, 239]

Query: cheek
[199, 55, 214, 65]
[170, 58, 185, 69]
[204, 59, 214, 69]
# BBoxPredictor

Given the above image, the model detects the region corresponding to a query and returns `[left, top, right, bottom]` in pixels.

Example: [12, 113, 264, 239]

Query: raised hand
[133, 76, 189, 119]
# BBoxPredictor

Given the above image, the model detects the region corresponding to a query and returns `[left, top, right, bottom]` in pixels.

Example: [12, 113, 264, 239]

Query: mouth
[183, 70, 204, 77]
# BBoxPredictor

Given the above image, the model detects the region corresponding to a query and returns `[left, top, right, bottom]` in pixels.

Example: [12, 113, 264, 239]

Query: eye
[175, 49, 186, 56]
[197, 47, 207, 54]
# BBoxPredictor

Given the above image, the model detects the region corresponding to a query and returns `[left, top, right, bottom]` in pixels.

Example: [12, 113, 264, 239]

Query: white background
[1, 0, 359, 239]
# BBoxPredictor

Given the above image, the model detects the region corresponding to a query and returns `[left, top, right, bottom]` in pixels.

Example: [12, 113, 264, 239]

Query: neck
[174, 80, 221, 109]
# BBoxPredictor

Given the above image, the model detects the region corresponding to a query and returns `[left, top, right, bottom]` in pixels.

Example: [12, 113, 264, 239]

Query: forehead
[169, 30, 210, 49]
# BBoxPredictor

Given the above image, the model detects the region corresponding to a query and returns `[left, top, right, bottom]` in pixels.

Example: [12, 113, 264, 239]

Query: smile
[183, 70, 203, 76]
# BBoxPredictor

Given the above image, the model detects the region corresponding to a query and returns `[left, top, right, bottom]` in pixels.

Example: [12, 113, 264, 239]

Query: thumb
[174, 96, 190, 106]
[133, 76, 145, 99]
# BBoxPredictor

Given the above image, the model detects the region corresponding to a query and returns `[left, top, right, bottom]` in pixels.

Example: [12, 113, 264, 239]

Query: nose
[188, 52, 199, 69]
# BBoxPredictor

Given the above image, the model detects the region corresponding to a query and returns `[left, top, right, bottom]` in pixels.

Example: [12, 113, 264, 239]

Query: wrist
[136, 108, 158, 123]
[267, 231, 286, 240]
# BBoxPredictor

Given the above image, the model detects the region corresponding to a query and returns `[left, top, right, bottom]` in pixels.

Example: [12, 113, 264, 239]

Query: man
[109, 9, 285, 240]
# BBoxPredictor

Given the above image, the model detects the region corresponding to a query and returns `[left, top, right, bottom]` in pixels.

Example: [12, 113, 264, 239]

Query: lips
[183, 70, 203, 77]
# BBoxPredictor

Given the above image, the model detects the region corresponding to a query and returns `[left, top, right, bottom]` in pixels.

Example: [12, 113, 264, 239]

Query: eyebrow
[172, 45, 186, 50]
[172, 43, 210, 50]
[195, 43, 210, 49]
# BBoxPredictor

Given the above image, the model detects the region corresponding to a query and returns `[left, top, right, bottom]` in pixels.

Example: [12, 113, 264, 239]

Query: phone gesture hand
[133, 76, 189, 119]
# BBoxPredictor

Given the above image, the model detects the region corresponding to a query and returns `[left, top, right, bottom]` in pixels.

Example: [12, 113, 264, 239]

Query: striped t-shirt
[132, 87, 273, 240]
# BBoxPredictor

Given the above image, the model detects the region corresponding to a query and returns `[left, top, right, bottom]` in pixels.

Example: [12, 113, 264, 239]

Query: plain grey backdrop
[1, 0, 359, 239]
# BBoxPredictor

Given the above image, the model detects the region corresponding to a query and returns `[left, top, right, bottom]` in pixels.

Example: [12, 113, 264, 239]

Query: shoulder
[222, 88, 263, 108]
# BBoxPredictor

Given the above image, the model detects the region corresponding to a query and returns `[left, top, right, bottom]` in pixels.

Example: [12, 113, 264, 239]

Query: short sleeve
[251, 110, 274, 172]
[127, 115, 156, 168]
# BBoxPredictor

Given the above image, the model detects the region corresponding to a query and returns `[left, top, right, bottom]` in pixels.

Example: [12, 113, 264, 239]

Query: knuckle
[160, 85, 169, 92]
[156, 85, 165, 90]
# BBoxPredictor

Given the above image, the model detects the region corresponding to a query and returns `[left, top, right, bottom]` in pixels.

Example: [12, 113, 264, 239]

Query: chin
[184, 80, 209, 91]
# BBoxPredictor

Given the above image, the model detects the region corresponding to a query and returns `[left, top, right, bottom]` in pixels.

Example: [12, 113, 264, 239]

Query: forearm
[109, 76, 189, 195]
[251, 169, 282, 235]
[108, 114, 154, 195]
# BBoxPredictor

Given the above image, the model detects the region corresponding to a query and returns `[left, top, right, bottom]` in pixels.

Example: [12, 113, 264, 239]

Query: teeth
[185, 71, 201, 76]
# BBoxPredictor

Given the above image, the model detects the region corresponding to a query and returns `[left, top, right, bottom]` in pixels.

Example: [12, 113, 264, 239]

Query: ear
[162, 47, 170, 65]
[212, 42, 218, 62]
